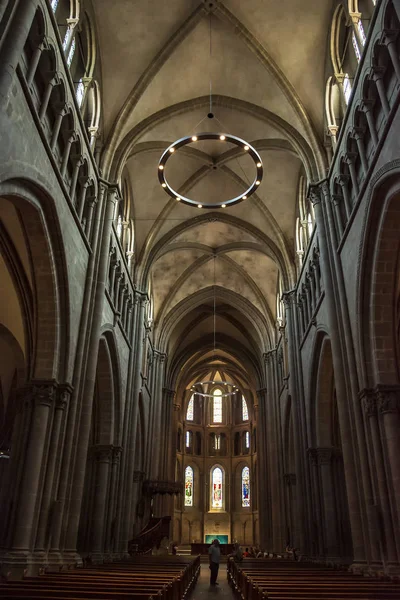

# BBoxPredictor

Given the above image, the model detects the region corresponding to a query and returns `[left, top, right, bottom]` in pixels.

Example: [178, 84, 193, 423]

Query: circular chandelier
[190, 380, 239, 399]
[158, 132, 263, 209]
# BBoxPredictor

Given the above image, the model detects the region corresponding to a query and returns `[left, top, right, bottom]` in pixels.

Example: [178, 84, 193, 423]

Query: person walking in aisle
[208, 538, 221, 585]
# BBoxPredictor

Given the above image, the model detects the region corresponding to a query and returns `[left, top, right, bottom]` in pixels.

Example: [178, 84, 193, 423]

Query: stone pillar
[0, 0, 37, 105]
[34, 385, 72, 554]
[104, 446, 122, 555]
[256, 387, 269, 550]
[47, 184, 108, 567]
[3, 381, 57, 576]
[316, 448, 340, 559]
[90, 445, 113, 560]
[282, 291, 310, 554]
[308, 183, 367, 568]
[115, 294, 147, 554]
[62, 185, 120, 563]
[361, 388, 399, 570]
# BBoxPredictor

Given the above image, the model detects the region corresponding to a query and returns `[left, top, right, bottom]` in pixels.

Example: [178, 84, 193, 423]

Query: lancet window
[242, 397, 249, 421]
[186, 395, 194, 421]
[184, 466, 193, 506]
[213, 389, 222, 423]
[211, 466, 223, 509]
[242, 466, 250, 507]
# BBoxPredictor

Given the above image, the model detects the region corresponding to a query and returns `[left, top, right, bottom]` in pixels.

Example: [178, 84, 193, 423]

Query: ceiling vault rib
[101, 3, 207, 176]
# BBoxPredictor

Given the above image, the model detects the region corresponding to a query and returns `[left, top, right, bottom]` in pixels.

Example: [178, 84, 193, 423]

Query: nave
[1, 554, 400, 600]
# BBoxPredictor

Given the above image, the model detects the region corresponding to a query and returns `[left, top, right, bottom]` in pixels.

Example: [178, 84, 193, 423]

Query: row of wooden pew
[0, 555, 200, 600]
[227, 558, 400, 600]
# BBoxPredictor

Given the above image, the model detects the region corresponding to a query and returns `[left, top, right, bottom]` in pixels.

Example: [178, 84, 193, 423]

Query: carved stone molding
[359, 385, 400, 416]
[92, 444, 114, 462]
[17, 381, 58, 410]
[57, 383, 73, 411]
[376, 385, 400, 415]
[359, 388, 377, 418]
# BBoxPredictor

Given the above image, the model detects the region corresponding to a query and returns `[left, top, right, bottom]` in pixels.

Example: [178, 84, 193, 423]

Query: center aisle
[191, 563, 236, 600]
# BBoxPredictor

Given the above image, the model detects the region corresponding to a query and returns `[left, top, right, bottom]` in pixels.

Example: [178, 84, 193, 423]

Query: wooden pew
[0, 555, 201, 600]
[227, 558, 400, 600]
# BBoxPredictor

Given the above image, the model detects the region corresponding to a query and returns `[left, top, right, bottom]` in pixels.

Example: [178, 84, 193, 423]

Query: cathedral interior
[0, 0, 400, 584]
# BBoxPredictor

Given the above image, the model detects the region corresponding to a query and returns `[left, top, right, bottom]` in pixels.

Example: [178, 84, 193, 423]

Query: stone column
[34, 385, 72, 554]
[282, 291, 309, 554]
[115, 294, 147, 554]
[4, 381, 57, 576]
[316, 448, 340, 559]
[48, 184, 108, 567]
[361, 389, 399, 570]
[0, 0, 37, 105]
[308, 449, 325, 557]
[256, 387, 269, 550]
[308, 183, 367, 568]
[104, 446, 122, 556]
[62, 185, 120, 563]
[90, 445, 113, 560]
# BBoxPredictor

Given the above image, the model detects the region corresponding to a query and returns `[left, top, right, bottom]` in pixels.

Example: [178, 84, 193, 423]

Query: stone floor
[191, 563, 235, 600]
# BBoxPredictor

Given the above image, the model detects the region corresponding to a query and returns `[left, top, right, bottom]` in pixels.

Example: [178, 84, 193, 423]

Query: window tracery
[76, 78, 85, 107]
[213, 389, 222, 423]
[184, 466, 193, 506]
[352, 32, 361, 62]
[185, 431, 192, 448]
[242, 466, 250, 507]
[245, 431, 250, 449]
[186, 395, 194, 421]
[211, 466, 223, 509]
[67, 37, 76, 67]
[242, 397, 249, 421]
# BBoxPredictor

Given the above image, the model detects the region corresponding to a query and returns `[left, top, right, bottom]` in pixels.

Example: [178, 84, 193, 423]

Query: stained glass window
[245, 431, 250, 449]
[184, 466, 193, 506]
[63, 27, 72, 51]
[242, 397, 249, 421]
[242, 466, 250, 507]
[67, 37, 76, 67]
[215, 434, 220, 450]
[343, 75, 352, 105]
[76, 78, 85, 107]
[213, 389, 222, 423]
[352, 32, 361, 62]
[357, 21, 366, 46]
[51, 0, 59, 11]
[186, 395, 194, 421]
[185, 431, 192, 448]
[212, 467, 223, 508]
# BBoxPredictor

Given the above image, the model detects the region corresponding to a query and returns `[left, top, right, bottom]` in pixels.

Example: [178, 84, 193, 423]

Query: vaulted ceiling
[95, 0, 333, 391]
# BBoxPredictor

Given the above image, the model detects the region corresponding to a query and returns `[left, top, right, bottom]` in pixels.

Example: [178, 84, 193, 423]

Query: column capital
[57, 383, 73, 410]
[307, 447, 335, 465]
[376, 384, 400, 415]
[359, 388, 378, 417]
[92, 444, 114, 462]
[17, 380, 58, 409]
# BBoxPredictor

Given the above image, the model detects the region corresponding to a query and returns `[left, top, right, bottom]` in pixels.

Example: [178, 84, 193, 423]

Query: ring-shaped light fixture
[158, 132, 263, 209]
[190, 380, 240, 398]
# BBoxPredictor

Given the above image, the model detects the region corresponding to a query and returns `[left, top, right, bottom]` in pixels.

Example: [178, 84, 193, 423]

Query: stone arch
[0, 180, 68, 381]
[358, 170, 400, 387]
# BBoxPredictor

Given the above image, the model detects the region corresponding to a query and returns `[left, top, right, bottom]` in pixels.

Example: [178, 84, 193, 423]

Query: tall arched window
[242, 466, 250, 507]
[186, 395, 194, 421]
[51, 0, 59, 11]
[213, 389, 222, 423]
[184, 466, 193, 506]
[211, 466, 223, 509]
[185, 430, 192, 448]
[242, 397, 249, 421]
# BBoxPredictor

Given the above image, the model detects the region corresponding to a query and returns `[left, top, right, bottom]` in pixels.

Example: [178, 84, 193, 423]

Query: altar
[191, 542, 234, 555]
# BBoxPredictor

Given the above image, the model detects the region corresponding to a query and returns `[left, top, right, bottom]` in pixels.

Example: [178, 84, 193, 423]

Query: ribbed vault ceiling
[96, 0, 333, 389]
